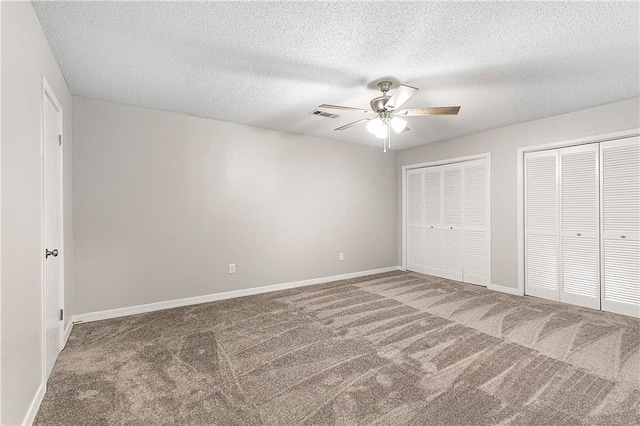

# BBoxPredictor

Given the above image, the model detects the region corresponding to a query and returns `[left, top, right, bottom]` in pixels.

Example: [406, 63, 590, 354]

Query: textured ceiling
[33, 1, 640, 150]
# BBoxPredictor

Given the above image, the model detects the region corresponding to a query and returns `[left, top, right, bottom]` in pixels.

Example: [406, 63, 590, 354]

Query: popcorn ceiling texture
[32, 1, 639, 150]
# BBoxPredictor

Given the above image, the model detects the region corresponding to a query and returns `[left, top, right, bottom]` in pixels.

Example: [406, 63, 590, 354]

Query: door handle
[46, 248, 59, 259]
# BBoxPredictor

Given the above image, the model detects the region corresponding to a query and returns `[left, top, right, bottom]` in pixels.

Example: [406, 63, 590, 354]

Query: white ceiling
[33, 1, 639, 150]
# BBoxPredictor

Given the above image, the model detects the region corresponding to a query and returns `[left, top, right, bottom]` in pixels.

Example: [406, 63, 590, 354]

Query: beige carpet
[35, 271, 640, 425]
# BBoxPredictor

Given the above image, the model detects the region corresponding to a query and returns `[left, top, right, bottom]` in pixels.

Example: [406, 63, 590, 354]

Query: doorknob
[46, 248, 59, 259]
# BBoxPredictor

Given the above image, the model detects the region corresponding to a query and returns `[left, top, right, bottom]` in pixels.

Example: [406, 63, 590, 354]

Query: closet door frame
[402, 152, 491, 284]
[517, 129, 640, 298]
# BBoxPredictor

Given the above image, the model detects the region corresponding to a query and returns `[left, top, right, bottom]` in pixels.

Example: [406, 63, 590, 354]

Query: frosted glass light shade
[374, 126, 387, 139]
[366, 117, 383, 134]
[366, 117, 387, 139]
[390, 117, 407, 133]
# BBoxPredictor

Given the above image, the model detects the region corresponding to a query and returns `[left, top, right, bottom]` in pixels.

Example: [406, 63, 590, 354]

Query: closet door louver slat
[463, 160, 489, 285]
[406, 157, 489, 285]
[525, 150, 559, 301]
[442, 165, 463, 281]
[601, 137, 640, 318]
[406, 170, 424, 273]
[559, 144, 600, 309]
[423, 169, 442, 276]
[603, 239, 639, 304]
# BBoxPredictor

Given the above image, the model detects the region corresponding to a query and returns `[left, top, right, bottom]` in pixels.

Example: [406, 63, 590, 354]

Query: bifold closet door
[406, 169, 425, 273]
[559, 144, 600, 309]
[423, 168, 443, 276]
[525, 150, 559, 301]
[463, 159, 489, 285]
[600, 137, 640, 317]
[441, 164, 463, 281]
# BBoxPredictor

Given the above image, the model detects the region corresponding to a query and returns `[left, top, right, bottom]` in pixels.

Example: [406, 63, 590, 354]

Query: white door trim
[41, 76, 65, 386]
[517, 128, 640, 298]
[402, 152, 491, 279]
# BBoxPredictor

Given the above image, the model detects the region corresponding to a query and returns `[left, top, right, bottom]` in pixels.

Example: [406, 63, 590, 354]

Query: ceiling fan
[319, 81, 460, 152]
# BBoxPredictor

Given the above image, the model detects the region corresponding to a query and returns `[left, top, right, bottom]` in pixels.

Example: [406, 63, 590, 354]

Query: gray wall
[72, 97, 398, 315]
[397, 97, 640, 289]
[1, 2, 74, 424]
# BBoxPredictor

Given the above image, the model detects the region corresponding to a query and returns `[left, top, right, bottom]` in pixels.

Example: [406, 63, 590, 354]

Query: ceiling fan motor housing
[370, 96, 390, 113]
[370, 81, 393, 112]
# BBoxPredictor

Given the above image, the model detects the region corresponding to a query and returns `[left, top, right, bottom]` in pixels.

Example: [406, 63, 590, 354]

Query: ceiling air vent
[311, 110, 340, 119]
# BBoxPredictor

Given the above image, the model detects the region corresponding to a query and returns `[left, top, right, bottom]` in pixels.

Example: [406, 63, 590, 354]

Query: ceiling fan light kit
[366, 117, 385, 137]
[319, 81, 461, 152]
[390, 117, 408, 133]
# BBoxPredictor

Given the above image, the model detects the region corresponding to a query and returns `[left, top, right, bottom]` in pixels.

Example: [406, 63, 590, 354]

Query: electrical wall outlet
[339, 252, 344, 261]
[229, 263, 236, 274]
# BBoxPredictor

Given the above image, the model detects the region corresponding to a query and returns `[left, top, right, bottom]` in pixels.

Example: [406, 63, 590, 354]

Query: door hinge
[59, 309, 64, 321]
[58, 134, 62, 146]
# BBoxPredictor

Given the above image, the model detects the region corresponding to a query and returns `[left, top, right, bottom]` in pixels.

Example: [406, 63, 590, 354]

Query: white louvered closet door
[441, 164, 463, 281]
[463, 159, 489, 285]
[406, 169, 425, 273]
[423, 168, 443, 277]
[600, 137, 640, 318]
[559, 144, 600, 309]
[525, 150, 560, 301]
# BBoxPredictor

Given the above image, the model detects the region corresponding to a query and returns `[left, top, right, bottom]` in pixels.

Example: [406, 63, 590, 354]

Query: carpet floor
[35, 271, 640, 425]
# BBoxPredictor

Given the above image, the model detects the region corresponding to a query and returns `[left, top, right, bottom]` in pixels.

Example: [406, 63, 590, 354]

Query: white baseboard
[21, 324, 72, 426]
[73, 266, 403, 324]
[488, 283, 524, 296]
[22, 381, 45, 426]
[62, 321, 73, 348]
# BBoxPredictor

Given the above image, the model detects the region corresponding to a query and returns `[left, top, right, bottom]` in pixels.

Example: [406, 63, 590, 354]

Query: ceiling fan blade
[319, 104, 371, 113]
[385, 84, 419, 110]
[399, 106, 461, 116]
[334, 118, 369, 131]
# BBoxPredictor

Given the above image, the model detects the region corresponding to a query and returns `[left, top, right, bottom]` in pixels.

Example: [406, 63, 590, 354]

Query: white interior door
[423, 168, 442, 276]
[44, 85, 64, 378]
[600, 137, 640, 318]
[441, 164, 463, 281]
[525, 150, 560, 301]
[559, 144, 600, 309]
[406, 169, 424, 273]
[462, 159, 489, 285]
